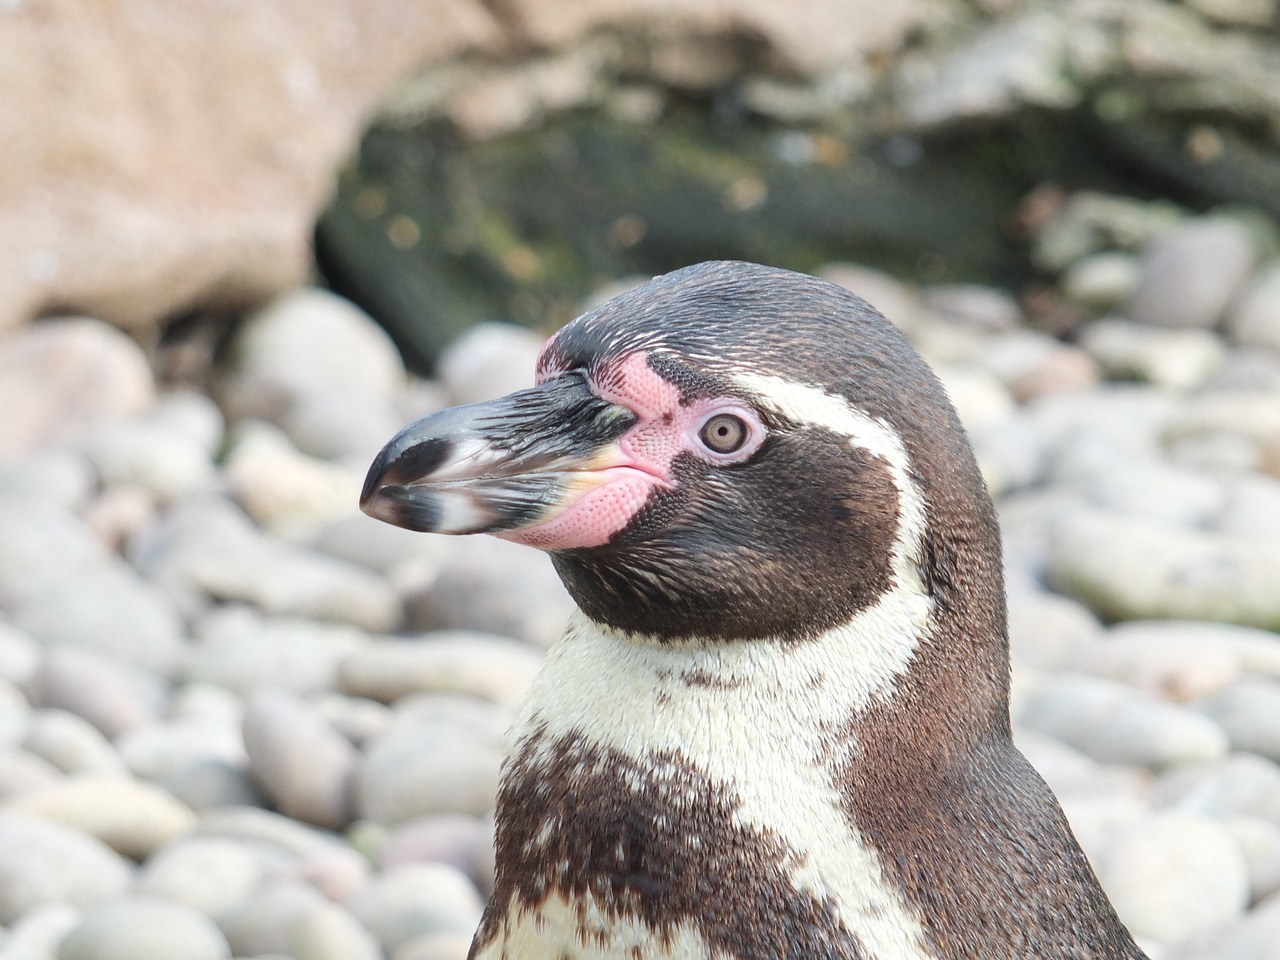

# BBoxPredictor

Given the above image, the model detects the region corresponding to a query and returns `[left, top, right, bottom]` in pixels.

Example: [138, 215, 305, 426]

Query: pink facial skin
[497, 349, 766, 551]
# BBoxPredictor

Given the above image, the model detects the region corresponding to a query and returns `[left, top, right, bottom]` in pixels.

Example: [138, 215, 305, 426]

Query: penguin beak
[360, 372, 638, 536]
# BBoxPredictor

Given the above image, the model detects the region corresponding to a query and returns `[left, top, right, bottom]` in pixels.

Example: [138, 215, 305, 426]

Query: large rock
[1049, 509, 1280, 631]
[0, 0, 499, 335]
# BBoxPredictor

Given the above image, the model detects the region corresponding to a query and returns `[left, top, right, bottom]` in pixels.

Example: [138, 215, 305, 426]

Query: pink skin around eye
[501, 350, 765, 551]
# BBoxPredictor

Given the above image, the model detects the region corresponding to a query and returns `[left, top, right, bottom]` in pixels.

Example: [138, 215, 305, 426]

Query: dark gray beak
[360, 372, 637, 536]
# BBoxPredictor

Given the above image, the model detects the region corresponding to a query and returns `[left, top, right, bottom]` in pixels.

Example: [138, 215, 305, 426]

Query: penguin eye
[698, 413, 749, 454]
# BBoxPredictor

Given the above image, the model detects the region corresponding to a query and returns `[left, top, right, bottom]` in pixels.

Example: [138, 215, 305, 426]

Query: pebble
[346, 863, 484, 955]
[80, 411, 216, 504]
[290, 901, 383, 960]
[378, 815, 493, 890]
[1227, 816, 1280, 904]
[0, 317, 155, 461]
[57, 896, 231, 960]
[1083, 620, 1280, 703]
[242, 688, 358, 830]
[920, 283, 1022, 333]
[217, 288, 405, 423]
[1126, 216, 1258, 330]
[1100, 811, 1249, 945]
[1074, 457, 1226, 528]
[3, 902, 82, 960]
[0, 621, 40, 685]
[817, 263, 924, 334]
[0, 746, 61, 800]
[1048, 508, 1280, 632]
[1005, 587, 1103, 673]
[281, 387, 403, 463]
[114, 719, 245, 785]
[8, 560, 186, 675]
[1227, 262, 1280, 351]
[0, 447, 96, 511]
[1215, 474, 1280, 541]
[216, 879, 327, 958]
[0, 496, 106, 608]
[1201, 680, 1280, 763]
[436, 322, 542, 405]
[393, 931, 474, 960]
[1077, 317, 1228, 389]
[354, 698, 507, 823]
[1169, 894, 1280, 960]
[7, 775, 197, 860]
[0, 811, 132, 923]
[338, 632, 543, 707]
[137, 496, 401, 632]
[404, 536, 574, 648]
[24, 646, 169, 738]
[134, 837, 264, 917]
[222, 421, 363, 537]
[21, 709, 127, 776]
[1061, 251, 1141, 311]
[1156, 754, 1280, 824]
[1017, 673, 1229, 769]
[185, 607, 368, 696]
[164, 756, 266, 812]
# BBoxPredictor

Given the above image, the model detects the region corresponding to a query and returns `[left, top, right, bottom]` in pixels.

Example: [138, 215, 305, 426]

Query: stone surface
[338, 632, 543, 707]
[1127, 217, 1258, 330]
[436, 322, 542, 405]
[135, 838, 265, 917]
[1228, 263, 1280, 351]
[21, 709, 128, 776]
[1049, 509, 1280, 632]
[7, 775, 197, 860]
[23, 646, 169, 738]
[1078, 318, 1228, 390]
[0, 811, 133, 924]
[242, 689, 359, 830]
[346, 862, 484, 954]
[291, 901, 383, 960]
[1017, 674, 1229, 769]
[0, 0, 498, 334]
[216, 879, 328, 959]
[0, 497, 107, 608]
[57, 897, 232, 960]
[1201, 680, 1280, 763]
[0, 319, 155, 461]
[1101, 812, 1250, 946]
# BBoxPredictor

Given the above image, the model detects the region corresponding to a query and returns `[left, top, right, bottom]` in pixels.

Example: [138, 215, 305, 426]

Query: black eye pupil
[699, 414, 748, 454]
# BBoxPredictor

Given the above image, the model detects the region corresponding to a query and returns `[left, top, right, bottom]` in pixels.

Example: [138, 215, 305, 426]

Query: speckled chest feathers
[360, 261, 1147, 960]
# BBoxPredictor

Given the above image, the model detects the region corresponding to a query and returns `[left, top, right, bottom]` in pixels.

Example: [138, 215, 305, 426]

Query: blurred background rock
[2, 1, 1280, 958]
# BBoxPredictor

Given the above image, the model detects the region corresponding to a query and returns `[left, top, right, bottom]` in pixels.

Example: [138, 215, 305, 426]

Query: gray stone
[135, 837, 264, 917]
[1078, 318, 1227, 389]
[0, 620, 40, 685]
[1165, 389, 1280, 475]
[929, 364, 1015, 433]
[24, 646, 169, 738]
[290, 901, 382, 960]
[921, 284, 1023, 333]
[281, 387, 403, 463]
[218, 288, 405, 423]
[242, 689, 358, 830]
[216, 879, 327, 958]
[8, 775, 197, 860]
[1226, 816, 1280, 904]
[1017, 673, 1229, 769]
[1006, 588, 1103, 673]
[115, 719, 245, 785]
[1215, 475, 1280, 541]
[970, 416, 1051, 498]
[137, 495, 400, 632]
[1031, 191, 1185, 274]
[338, 632, 543, 707]
[405, 536, 573, 648]
[394, 931, 474, 960]
[346, 862, 484, 954]
[185, 607, 367, 696]
[1228, 263, 1280, 352]
[1049, 509, 1280, 632]
[977, 333, 1099, 404]
[309, 510, 451, 579]
[355, 697, 507, 823]
[1202, 680, 1280, 763]
[1167, 893, 1280, 960]
[164, 757, 266, 812]
[3, 902, 82, 960]
[0, 496, 106, 608]
[1183, 0, 1278, 27]
[1127, 217, 1258, 329]
[1062, 251, 1141, 312]
[1100, 812, 1249, 946]
[0, 810, 132, 923]
[9, 560, 186, 676]
[1157, 754, 1280, 825]
[377, 814, 492, 885]
[58, 897, 232, 960]
[436, 322, 542, 405]
[22, 708, 127, 776]
[309, 693, 392, 747]
[0, 317, 155, 461]
[817, 263, 924, 334]
[1083, 620, 1280, 703]
[1075, 458, 1226, 528]
[221, 421, 365, 537]
[0, 746, 60, 801]
[0, 447, 96, 510]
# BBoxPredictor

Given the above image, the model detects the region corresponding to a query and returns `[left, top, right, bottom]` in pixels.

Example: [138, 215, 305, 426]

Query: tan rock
[0, 0, 499, 336]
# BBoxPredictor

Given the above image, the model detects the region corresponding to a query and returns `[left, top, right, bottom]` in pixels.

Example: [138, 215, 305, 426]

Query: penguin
[361, 261, 1148, 960]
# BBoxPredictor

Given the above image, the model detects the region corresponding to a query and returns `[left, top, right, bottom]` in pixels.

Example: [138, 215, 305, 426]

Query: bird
[360, 260, 1147, 960]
